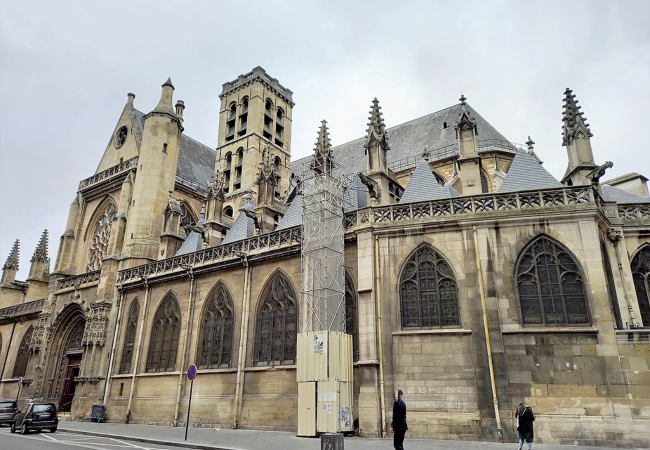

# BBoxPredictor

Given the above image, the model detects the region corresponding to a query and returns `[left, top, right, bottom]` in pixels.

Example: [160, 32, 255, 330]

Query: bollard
[320, 433, 344, 450]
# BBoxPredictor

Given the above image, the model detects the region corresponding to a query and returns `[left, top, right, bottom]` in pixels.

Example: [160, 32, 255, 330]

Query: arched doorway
[58, 320, 85, 412]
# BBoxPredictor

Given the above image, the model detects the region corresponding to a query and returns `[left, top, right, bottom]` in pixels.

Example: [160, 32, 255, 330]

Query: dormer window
[224, 206, 234, 218]
[443, 122, 448, 129]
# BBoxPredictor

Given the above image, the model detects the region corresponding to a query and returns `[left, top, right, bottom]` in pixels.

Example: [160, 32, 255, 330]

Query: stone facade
[1, 67, 649, 447]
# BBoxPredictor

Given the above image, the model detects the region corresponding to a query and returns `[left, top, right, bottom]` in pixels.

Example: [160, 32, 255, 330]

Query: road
[0, 427, 178, 450]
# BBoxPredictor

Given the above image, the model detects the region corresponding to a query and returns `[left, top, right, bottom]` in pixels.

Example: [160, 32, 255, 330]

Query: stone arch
[344, 270, 359, 362]
[12, 326, 33, 378]
[82, 195, 118, 242]
[145, 292, 181, 373]
[83, 196, 119, 271]
[119, 297, 140, 374]
[630, 243, 650, 326]
[197, 281, 235, 369]
[391, 237, 465, 283]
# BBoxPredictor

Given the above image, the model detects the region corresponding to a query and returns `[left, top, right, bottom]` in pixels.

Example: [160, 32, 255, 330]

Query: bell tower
[215, 67, 294, 221]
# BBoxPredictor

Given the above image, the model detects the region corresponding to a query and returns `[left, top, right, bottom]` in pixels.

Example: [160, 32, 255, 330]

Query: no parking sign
[185, 364, 198, 441]
[187, 364, 197, 380]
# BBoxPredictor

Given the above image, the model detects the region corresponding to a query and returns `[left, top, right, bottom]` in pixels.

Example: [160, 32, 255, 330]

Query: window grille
[12, 326, 33, 378]
[400, 246, 459, 329]
[119, 299, 139, 374]
[631, 246, 650, 326]
[516, 236, 589, 326]
[146, 295, 181, 372]
[345, 274, 359, 362]
[254, 273, 297, 366]
[198, 283, 234, 369]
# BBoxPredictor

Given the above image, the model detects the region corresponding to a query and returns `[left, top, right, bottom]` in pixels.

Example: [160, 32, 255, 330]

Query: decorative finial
[162, 77, 175, 89]
[314, 120, 333, 161]
[31, 230, 49, 263]
[562, 87, 593, 146]
[3, 239, 20, 271]
[525, 136, 535, 153]
[365, 98, 389, 151]
[459, 94, 467, 105]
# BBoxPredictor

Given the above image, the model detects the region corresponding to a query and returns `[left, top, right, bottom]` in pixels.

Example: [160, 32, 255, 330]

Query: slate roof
[134, 110, 215, 193]
[276, 195, 303, 230]
[601, 185, 650, 204]
[222, 201, 256, 244]
[343, 173, 369, 211]
[400, 159, 449, 203]
[290, 103, 512, 177]
[175, 216, 205, 256]
[498, 149, 562, 193]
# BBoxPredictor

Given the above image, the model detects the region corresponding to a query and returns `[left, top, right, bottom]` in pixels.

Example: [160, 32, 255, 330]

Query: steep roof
[343, 173, 368, 211]
[175, 216, 205, 256]
[601, 185, 650, 204]
[290, 103, 512, 176]
[276, 195, 303, 230]
[222, 201, 256, 244]
[400, 159, 449, 203]
[498, 149, 562, 193]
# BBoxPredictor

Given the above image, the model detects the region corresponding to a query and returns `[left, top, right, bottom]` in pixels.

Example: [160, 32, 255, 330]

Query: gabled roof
[291, 103, 511, 176]
[400, 159, 448, 203]
[175, 216, 205, 256]
[276, 195, 303, 230]
[601, 185, 650, 204]
[222, 201, 256, 244]
[498, 149, 562, 193]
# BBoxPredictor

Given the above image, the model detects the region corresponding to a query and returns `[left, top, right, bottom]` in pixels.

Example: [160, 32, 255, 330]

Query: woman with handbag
[516, 400, 535, 450]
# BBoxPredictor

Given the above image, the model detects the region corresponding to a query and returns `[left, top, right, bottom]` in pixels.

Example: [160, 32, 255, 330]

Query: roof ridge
[181, 133, 216, 154]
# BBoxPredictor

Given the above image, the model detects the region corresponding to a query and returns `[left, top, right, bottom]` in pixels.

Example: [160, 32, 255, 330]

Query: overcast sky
[1, 0, 649, 280]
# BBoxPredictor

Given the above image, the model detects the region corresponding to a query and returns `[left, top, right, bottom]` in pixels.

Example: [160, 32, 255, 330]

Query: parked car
[10, 402, 58, 434]
[0, 400, 18, 426]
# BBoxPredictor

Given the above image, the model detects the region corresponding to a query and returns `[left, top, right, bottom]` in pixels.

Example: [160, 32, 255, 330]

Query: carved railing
[0, 299, 45, 320]
[617, 204, 650, 223]
[57, 270, 101, 290]
[175, 175, 209, 195]
[343, 186, 594, 228]
[78, 157, 138, 191]
[117, 226, 302, 285]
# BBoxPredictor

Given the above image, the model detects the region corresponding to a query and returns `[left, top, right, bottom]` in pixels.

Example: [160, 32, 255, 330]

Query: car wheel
[10, 422, 16, 433]
[20, 423, 28, 434]
[50, 428, 57, 433]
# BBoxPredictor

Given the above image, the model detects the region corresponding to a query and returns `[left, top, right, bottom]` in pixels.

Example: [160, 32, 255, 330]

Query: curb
[59, 428, 240, 450]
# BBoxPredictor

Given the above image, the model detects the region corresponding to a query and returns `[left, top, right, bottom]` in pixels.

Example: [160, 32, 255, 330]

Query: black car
[11, 402, 58, 434]
[0, 400, 18, 426]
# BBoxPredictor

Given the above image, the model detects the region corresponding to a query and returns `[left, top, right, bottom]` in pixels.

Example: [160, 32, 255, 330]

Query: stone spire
[312, 120, 333, 173]
[561, 88, 597, 186]
[28, 230, 50, 281]
[454, 95, 481, 195]
[3, 239, 19, 271]
[152, 78, 176, 116]
[31, 230, 48, 263]
[365, 98, 389, 151]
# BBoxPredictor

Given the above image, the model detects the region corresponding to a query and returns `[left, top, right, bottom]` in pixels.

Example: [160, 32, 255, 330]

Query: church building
[1, 67, 648, 447]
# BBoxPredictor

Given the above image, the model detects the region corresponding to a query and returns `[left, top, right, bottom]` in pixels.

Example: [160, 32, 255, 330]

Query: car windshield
[0, 401, 16, 408]
[33, 404, 56, 413]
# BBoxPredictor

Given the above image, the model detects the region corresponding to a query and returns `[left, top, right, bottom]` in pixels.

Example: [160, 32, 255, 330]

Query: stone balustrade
[78, 156, 138, 191]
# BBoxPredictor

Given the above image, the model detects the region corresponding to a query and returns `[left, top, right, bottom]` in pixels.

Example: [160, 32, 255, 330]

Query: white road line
[105, 437, 154, 449]
[40, 432, 60, 442]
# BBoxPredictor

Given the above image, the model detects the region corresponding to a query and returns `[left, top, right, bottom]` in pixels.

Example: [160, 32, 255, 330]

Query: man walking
[390, 389, 408, 450]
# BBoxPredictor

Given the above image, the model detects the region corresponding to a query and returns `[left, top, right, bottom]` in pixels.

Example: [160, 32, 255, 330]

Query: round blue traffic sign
[187, 364, 197, 380]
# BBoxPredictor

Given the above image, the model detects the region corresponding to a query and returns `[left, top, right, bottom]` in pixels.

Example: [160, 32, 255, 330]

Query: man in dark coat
[516, 400, 535, 450]
[390, 389, 408, 450]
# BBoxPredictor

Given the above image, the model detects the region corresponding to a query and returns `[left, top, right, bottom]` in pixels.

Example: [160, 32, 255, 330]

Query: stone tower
[215, 67, 294, 220]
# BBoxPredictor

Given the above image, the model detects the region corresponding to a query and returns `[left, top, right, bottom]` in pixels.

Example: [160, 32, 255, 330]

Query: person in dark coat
[390, 389, 408, 450]
[516, 400, 535, 450]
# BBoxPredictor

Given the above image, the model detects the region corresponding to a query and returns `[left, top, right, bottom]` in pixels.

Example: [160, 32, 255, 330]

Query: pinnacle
[314, 120, 332, 159]
[162, 77, 175, 89]
[3, 239, 20, 271]
[31, 229, 49, 263]
[366, 98, 386, 135]
[562, 87, 593, 144]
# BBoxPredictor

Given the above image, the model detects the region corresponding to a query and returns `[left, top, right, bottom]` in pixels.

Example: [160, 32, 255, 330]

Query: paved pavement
[56, 421, 633, 450]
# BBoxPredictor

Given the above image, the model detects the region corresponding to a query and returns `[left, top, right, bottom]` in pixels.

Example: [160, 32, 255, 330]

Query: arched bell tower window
[119, 299, 140, 374]
[400, 246, 459, 329]
[238, 97, 248, 136]
[345, 274, 359, 362]
[254, 272, 297, 366]
[516, 236, 589, 326]
[631, 245, 650, 326]
[146, 294, 181, 372]
[87, 203, 117, 272]
[198, 283, 234, 369]
[275, 107, 284, 147]
[12, 326, 33, 378]
[274, 156, 282, 200]
[223, 152, 232, 194]
[263, 99, 274, 140]
[226, 102, 236, 141]
[234, 147, 244, 191]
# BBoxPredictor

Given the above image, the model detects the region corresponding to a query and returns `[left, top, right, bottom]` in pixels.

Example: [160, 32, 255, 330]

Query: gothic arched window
[345, 274, 359, 362]
[119, 299, 140, 374]
[12, 326, 33, 378]
[631, 246, 650, 326]
[198, 283, 234, 369]
[254, 273, 297, 366]
[146, 294, 181, 372]
[516, 236, 589, 326]
[400, 246, 459, 329]
[87, 203, 117, 271]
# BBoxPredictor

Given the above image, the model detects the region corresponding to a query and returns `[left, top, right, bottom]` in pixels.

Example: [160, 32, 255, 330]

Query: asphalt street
[0, 427, 178, 450]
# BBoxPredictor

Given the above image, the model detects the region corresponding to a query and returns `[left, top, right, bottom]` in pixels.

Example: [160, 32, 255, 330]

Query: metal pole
[103, 290, 125, 405]
[184, 378, 193, 441]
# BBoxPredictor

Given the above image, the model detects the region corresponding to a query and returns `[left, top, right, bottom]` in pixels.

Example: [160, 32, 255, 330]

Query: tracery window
[198, 283, 234, 369]
[400, 246, 459, 329]
[146, 295, 181, 372]
[87, 203, 117, 271]
[254, 273, 297, 366]
[12, 326, 33, 378]
[345, 274, 359, 362]
[631, 246, 650, 326]
[119, 299, 139, 374]
[516, 236, 589, 326]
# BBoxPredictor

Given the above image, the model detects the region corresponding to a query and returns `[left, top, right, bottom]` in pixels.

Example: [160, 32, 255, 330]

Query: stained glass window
[119, 299, 139, 374]
[12, 326, 33, 378]
[146, 295, 181, 372]
[631, 246, 650, 326]
[345, 274, 359, 362]
[198, 283, 234, 369]
[254, 273, 297, 366]
[516, 236, 589, 326]
[87, 203, 117, 271]
[400, 246, 459, 329]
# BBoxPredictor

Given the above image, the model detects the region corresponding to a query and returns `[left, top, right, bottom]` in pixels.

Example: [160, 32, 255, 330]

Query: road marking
[105, 436, 154, 449]
[41, 432, 60, 441]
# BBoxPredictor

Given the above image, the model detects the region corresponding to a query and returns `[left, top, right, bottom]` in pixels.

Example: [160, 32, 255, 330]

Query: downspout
[609, 231, 637, 326]
[374, 235, 387, 438]
[125, 278, 151, 423]
[174, 268, 196, 427]
[232, 255, 251, 429]
[472, 225, 503, 443]
[0, 322, 17, 381]
[102, 287, 126, 405]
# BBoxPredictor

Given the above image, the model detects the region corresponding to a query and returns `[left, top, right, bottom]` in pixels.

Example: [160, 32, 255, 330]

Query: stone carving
[3, 239, 19, 270]
[607, 229, 622, 243]
[31, 230, 49, 263]
[78, 156, 138, 191]
[114, 126, 128, 149]
[30, 310, 51, 352]
[86, 204, 117, 271]
[83, 301, 112, 346]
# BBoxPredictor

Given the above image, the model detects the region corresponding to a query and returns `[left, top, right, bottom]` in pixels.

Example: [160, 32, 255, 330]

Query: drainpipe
[374, 235, 387, 438]
[232, 255, 252, 429]
[472, 225, 503, 443]
[174, 267, 196, 427]
[0, 322, 17, 381]
[103, 288, 126, 405]
[125, 278, 151, 423]
[608, 230, 637, 326]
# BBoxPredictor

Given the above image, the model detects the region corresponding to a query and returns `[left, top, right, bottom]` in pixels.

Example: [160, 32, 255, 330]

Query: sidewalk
[59, 421, 626, 450]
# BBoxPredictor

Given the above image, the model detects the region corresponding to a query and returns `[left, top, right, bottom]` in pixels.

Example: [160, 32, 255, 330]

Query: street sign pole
[185, 364, 197, 442]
